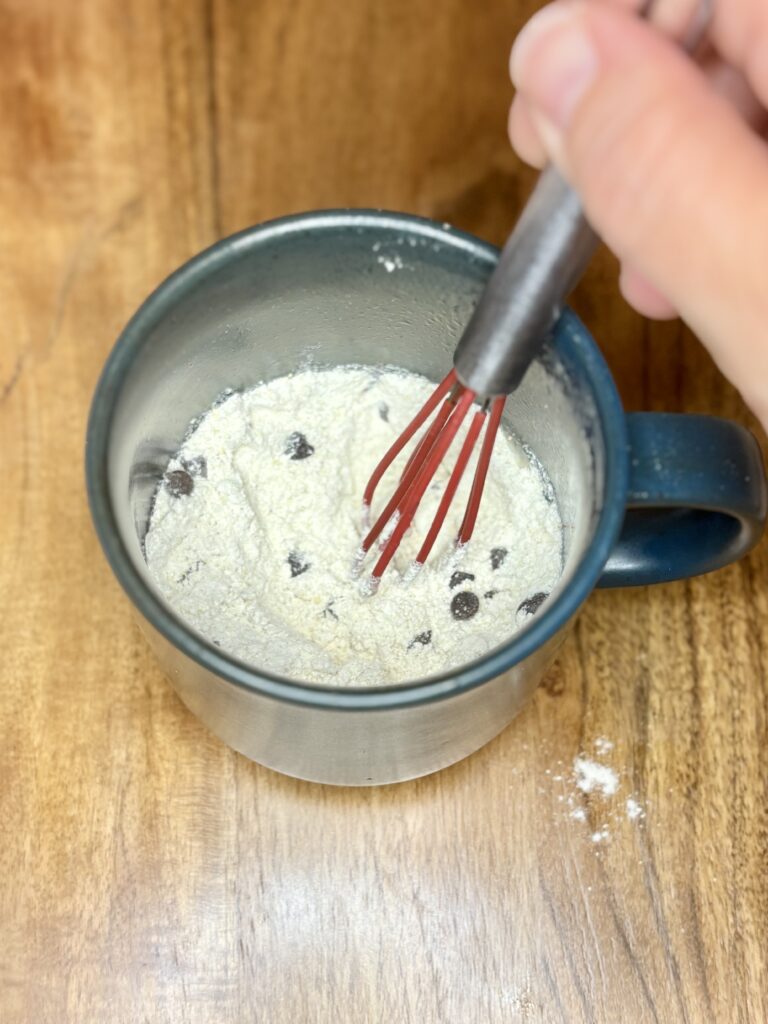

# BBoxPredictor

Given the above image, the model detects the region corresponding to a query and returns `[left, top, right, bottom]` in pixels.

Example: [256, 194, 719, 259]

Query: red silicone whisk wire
[371, 387, 476, 579]
[362, 369, 456, 513]
[457, 395, 505, 546]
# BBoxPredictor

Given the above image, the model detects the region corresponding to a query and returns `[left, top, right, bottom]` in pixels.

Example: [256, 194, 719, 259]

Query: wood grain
[1, 1, 766, 1021]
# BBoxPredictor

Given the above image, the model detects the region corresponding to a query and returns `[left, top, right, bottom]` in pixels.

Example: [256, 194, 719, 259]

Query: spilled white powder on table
[145, 366, 563, 686]
[626, 797, 644, 821]
[573, 756, 620, 797]
[594, 736, 614, 756]
[548, 740, 647, 848]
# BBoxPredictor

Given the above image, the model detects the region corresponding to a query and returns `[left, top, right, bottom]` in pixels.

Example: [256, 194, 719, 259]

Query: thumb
[511, 1, 768, 425]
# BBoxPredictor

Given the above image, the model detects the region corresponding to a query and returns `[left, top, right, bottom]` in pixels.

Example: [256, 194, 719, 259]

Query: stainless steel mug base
[140, 619, 567, 785]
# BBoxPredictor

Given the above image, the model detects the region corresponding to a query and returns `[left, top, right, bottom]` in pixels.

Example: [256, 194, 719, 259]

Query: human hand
[508, 0, 768, 429]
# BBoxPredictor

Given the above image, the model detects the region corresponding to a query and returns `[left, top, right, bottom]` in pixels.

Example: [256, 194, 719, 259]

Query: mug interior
[89, 211, 626, 702]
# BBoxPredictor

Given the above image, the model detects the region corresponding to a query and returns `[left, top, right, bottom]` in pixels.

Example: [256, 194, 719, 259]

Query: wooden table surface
[2, 1, 767, 1021]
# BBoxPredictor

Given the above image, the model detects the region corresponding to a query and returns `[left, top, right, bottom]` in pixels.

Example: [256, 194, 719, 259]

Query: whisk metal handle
[453, 0, 713, 399]
[453, 166, 596, 397]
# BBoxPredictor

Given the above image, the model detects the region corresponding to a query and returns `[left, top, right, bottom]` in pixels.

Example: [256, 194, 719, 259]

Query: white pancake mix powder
[145, 366, 563, 686]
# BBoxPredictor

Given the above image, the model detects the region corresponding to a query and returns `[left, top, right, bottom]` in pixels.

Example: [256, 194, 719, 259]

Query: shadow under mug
[86, 210, 768, 786]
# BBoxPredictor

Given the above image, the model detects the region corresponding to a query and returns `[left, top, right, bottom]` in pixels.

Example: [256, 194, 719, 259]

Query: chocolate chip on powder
[451, 591, 480, 621]
[287, 552, 311, 578]
[164, 469, 194, 498]
[285, 431, 315, 460]
[518, 592, 549, 616]
[408, 630, 432, 649]
[449, 570, 475, 590]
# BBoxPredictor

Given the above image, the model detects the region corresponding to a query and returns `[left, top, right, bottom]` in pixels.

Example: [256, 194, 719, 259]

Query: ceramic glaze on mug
[86, 211, 767, 785]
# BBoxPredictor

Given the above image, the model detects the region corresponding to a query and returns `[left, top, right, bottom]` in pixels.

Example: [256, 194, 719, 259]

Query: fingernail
[510, 2, 599, 131]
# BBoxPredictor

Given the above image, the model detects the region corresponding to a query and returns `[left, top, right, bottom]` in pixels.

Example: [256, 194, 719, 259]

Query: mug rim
[86, 208, 629, 711]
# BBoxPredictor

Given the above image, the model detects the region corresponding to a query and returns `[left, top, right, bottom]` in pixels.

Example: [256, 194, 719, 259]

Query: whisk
[356, 165, 595, 587]
[357, 0, 711, 588]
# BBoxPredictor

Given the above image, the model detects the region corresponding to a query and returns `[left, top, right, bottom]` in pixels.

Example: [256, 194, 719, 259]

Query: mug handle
[598, 412, 767, 588]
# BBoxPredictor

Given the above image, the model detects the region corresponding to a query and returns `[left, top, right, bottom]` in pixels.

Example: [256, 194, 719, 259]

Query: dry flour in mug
[145, 366, 563, 686]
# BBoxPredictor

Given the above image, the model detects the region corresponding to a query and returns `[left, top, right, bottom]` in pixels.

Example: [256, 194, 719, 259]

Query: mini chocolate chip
[378, 401, 389, 423]
[212, 639, 221, 647]
[177, 559, 205, 584]
[517, 591, 549, 616]
[165, 469, 194, 498]
[450, 570, 475, 590]
[490, 547, 508, 570]
[451, 591, 480, 621]
[285, 431, 315, 460]
[484, 590, 498, 599]
[182, 455, 207, 478]
[408, 630, 432, 649]
[287, 552, 310, 577]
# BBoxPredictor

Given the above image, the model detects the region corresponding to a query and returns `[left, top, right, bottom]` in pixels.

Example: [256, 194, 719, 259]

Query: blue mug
[86, 210, 767, 785]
